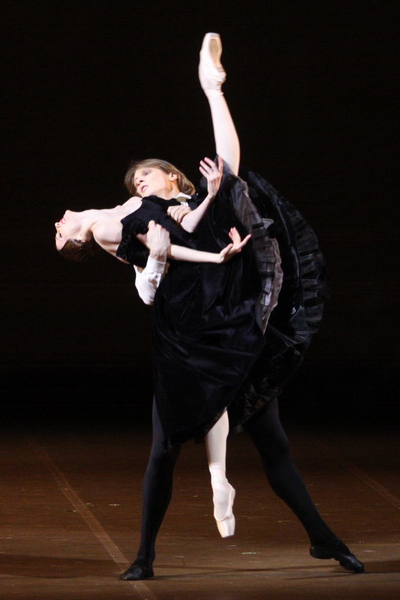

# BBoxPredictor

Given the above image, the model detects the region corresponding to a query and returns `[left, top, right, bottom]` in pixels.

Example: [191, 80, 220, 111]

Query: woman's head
[57, 237, 99, 262]
[125, 159, 196, 198]
[55, 210, 99, 262]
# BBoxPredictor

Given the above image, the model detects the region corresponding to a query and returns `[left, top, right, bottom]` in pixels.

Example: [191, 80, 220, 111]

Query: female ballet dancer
[116, 33, 364, 579]
[55, 153, 255, 545]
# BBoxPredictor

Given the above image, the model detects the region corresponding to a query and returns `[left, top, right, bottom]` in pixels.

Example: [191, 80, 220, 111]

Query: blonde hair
[124, 158, 196, 196]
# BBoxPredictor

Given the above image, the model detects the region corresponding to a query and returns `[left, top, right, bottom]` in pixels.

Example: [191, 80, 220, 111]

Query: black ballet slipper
[310, 540, 364, 573]
[120, 562, 154, 580]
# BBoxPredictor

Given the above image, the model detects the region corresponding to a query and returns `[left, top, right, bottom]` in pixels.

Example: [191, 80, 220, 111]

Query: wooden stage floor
[1, 410, 399, 599]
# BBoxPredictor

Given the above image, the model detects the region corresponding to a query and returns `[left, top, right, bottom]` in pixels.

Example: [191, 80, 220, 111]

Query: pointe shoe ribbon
[199, 32, 226, 93]
[214, 484, 236, 538]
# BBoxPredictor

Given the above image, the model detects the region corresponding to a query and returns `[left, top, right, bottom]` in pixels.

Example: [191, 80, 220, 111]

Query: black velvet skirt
[117, 166, 328, 447]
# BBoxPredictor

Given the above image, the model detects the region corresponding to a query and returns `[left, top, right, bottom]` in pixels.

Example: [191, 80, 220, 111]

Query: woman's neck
[85, 199, 141, 229]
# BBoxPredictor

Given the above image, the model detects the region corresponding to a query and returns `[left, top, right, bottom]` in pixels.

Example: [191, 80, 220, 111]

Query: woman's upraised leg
[199, 33, 240, 175]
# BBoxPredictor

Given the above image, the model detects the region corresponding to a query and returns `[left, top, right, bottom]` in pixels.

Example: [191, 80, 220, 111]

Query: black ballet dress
[116, 165, 328, 447]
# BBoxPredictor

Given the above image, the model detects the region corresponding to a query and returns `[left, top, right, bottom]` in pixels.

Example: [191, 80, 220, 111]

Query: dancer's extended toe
[214, 483, 236, 538]
[199, 32, 226, 93]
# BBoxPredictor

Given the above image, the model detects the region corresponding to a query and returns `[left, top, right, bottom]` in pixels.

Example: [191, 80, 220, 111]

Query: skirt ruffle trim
[226, 168, 330, 430]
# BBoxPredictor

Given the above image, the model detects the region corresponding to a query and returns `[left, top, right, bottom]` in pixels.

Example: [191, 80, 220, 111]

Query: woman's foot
[310, 539, 364, 573]
[199, 32, 226, 94]
[212, 480, 236, 538]
[120, 560, 154, 580]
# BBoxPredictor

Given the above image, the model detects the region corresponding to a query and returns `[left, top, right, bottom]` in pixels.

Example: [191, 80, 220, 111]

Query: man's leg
[244, 398, 364, 572]
[121, 400, 181, 580]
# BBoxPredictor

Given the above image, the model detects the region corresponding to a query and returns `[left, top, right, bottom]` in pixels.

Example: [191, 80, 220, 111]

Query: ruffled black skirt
[228, 168, 329, 429]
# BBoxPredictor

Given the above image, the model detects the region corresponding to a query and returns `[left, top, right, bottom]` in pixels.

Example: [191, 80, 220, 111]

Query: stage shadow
[152, 562, 363, 580]
[362, 560, 400, 574]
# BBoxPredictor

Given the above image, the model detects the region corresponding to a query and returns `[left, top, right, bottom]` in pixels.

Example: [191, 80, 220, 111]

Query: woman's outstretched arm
[199, 33, 240, 175]
[134, 223, 250, 305]
[176, 156, 224, 232]
[93, 218, 250, 266]
[139, 221, 250, 264]
[168, 228, 250, 264]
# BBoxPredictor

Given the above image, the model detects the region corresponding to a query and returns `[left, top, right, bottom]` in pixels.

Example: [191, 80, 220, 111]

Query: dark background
[2, 0, 398, 425]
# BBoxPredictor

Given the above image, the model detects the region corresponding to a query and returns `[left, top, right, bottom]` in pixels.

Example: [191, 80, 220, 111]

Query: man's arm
[134, 257, 167, 305]
[134, 221, 170, 305]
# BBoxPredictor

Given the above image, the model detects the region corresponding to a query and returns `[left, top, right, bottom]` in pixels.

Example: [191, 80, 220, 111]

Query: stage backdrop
[2, 1, 398, 417]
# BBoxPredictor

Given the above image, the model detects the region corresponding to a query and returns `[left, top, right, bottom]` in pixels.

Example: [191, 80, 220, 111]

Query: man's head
[124, 159, 195, 199]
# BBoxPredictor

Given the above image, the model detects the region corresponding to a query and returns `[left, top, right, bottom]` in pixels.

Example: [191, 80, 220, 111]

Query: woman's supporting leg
[244, 398, 364, 572]
[205, 410, 236, 537]
[121, 400, 181, 580]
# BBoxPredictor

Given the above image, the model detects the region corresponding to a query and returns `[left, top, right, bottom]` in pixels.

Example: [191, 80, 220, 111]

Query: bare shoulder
[122, 196, 142, 210]
[92, 218, 122, 248]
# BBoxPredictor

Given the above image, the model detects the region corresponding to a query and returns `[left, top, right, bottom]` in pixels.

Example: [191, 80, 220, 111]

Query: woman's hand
[167, 204, 192, 224]
[218, 227, 251, 263]
[199, 155, 224, 198]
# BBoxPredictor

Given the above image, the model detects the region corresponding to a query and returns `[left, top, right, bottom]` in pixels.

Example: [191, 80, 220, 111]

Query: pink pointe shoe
[199, 32, 226, 93]
[214, 484, 236, 538]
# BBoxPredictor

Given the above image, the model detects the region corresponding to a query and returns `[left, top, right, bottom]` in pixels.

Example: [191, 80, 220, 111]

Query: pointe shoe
[199, 32, 226, 93]
[120, 561, 154, 580]
[310, 540, 364, 573]
[214, 484, 236, 538]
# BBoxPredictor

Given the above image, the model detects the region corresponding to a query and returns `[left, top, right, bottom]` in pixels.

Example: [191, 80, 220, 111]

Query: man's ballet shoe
[199, 32, 226, 93]
[310, 540, 364, 573]
[214, 484, 236, 538]
[120, 562, 154, 580]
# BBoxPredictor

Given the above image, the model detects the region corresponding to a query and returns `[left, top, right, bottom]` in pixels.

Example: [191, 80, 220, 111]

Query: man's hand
[218, 227, 251, 263]
[167, 204, 192, 224]
[146, 220, 171, 260]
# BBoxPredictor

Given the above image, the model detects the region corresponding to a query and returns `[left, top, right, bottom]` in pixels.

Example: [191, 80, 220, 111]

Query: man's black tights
[134, 398, 336, 568]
